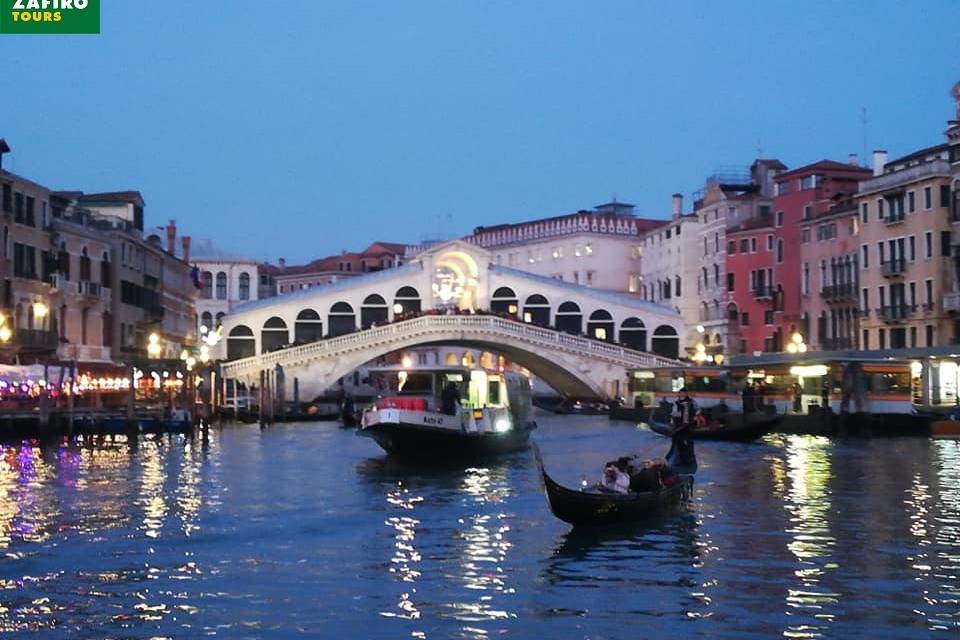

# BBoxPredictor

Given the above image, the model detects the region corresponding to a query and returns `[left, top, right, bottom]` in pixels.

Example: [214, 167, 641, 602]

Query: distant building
[462, 200, 665, 292]
[270, 241, 410, 295]
[190, 237, 260, 335]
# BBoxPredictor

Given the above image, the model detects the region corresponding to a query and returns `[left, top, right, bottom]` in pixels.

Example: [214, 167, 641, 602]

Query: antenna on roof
[860, 106, 868, 168]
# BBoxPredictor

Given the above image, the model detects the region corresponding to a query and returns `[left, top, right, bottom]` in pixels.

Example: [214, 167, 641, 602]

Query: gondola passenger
[599, 461, 630, 494]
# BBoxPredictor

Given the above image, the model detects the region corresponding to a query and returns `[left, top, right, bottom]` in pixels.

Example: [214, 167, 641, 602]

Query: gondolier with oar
[667, 388, 697, 471]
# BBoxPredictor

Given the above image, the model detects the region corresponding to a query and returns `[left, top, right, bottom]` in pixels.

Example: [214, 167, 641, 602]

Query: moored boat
[647, 411, 781, 442]
[358, 366, 537, 459]
[533, 443, 694, 527]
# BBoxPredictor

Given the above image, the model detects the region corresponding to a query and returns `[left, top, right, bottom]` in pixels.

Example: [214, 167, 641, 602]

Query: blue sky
[1, 1, 958, 262]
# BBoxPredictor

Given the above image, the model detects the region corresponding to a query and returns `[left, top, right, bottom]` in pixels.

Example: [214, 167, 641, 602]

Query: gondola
[533, 443, 695, 527]
[646, 411, 781, 442]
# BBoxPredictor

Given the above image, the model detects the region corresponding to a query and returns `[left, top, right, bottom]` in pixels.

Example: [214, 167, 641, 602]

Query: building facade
[272, 242, 409, 295]
[191, 238, 260, 334]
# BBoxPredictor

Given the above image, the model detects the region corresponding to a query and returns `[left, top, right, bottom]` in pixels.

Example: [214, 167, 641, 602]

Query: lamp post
[786, 332, 807, 354]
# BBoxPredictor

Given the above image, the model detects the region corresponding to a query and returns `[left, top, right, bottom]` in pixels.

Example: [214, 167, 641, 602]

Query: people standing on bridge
[441, 381, 461, 416]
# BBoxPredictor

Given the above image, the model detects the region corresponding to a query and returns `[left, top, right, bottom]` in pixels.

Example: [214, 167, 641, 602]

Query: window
[714, 233, 719, 252]
[25, 196, 35, 227]
[927, 325, 934, 347]
[703, 237, 708, 256]
[14, 192, 24, 223]
[907, 191, 915, 213]
[584, 243, 593, 256]
[803, 205, 812, 220]
[878, 242, 885, 264]
[909, 281, 916, 307]
[941, 185, 951, 208]
[909, 236, 916, 262]
[201, 271, 213, 299]
[239, 273, 250, 300]
[776, 239, 784, 264]
[727, 272, 735, 292]
[1, 183, 10, 213]
[675, 276, 681, 297]
[923, 231, 932, 259]
[861, 244, 869, 269]
[216, 272, 227, 299]
[741, 312, 750, 326]
[861, 202, 868, 223]
[926, 279, 933, 307]
[750, 237, 757, 253]
[802, 263, 810, 295]
[79, 247, 91, 281]
[878, 198, 885, 219]
[739, 239, 749, 253]
[714, 264, 719, 285]
[767, 235, 773, 251]
[910, 326, 918, 348]
[728, 240, 736, 254]
[862, 288, 869, 313]
[764, 310, 774, 325]
[801, 229, 810, 243]
[942, 231, 952, 257]
[924, 186, 932, 210]
[879, 328, 886, 350]
[586, 271, 594, 285]
[777, 182, 791, 196]
[776, 211, 784, 227]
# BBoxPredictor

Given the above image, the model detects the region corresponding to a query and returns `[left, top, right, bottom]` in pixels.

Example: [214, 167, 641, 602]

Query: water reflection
[781, 435, 839, 638]
[382, 481, 424, 626]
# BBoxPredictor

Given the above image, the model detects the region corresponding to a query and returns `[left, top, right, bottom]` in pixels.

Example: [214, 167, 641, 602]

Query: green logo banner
[0, 0, 100, 34]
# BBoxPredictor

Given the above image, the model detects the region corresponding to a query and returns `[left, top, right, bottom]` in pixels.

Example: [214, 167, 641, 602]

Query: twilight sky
[1, 1, 958, 263]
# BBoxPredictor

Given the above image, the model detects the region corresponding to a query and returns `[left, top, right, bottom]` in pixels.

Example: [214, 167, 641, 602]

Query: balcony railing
[10, 328, 59, 352]
[752, 285, 774, 300]
[877, 304, 916, 323]
[880, 259, 906, 277]
[822, 337, 855, 350]
[78, 280, 101, 298]
[821, 283, 858, 301]
[860, 159, 951, 193]
[945, 292, 960, 312]
[883, 212, 906, 226]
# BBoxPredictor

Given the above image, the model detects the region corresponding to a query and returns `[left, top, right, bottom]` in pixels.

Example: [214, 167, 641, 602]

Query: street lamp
[0, 314, 9, 344]
[393, 303, 404, 315]
[147, 332, 162, 357]
[692, 342, 708, 363]
[786, 332, 807, 354]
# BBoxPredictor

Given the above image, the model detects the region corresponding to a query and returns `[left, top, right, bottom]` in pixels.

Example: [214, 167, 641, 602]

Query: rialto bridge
[218, 240, 686, 400]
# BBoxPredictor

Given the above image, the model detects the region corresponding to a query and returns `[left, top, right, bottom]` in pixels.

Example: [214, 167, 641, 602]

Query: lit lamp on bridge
[393, 303, 404, 315]
[786, 332, 807, 354]
[0, 313, 10, 344]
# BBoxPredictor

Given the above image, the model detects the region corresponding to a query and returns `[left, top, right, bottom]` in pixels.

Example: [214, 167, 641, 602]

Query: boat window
[396, 372, 433, 395]
[488, 379, 501, 406]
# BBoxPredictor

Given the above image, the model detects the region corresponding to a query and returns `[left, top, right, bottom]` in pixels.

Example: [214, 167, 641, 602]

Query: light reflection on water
[0, 422, 957, 637]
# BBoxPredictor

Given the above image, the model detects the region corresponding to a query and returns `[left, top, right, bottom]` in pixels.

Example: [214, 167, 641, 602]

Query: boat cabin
[367, 366, 513, 413]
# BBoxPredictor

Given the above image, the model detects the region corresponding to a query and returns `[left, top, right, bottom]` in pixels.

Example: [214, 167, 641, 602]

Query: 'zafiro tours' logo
[0, 0, 99, 34]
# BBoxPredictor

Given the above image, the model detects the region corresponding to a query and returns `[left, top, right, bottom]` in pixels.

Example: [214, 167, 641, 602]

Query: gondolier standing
[667, 388, 697, 471]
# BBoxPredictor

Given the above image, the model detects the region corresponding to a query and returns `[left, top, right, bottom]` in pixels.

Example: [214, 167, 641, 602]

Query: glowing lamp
[32, 301, 48, 319]
[401, 355, 413, 369]
[696, 325, 705, 334]
[792, 332, 804, 345]
[0, 326, 10, 343]
[393, 303, 404, 314]
[508, 304, 518, 315]
[786, 343, 798, 354]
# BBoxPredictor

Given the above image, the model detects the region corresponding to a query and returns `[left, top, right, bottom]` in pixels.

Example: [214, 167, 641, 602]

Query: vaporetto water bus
[358, 365, 537, 459]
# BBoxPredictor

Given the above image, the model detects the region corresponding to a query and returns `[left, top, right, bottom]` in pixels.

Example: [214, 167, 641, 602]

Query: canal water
[1, 415, 958, 639]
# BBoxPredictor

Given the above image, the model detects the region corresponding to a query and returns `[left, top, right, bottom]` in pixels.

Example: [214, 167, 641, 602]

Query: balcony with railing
[877, 304, 916, 323]
[10, 328, 59, 353]
[880, 259, 906, 277]
[883, 211, 906, 226]
[752, 285, 774, 300]
[945, 292, 960, 312]
[860, 159, 952, 193]
[821, 283, 858, 302]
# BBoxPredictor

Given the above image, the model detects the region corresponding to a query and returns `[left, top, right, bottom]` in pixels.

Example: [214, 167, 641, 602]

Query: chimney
[872, 150, 888, 177]
[166, 219, 177, 254]
[181, 236, 191, 264]
[278, 257, 286, 269]
[671, 193, 683, 219]
[0, 138, 9, 170]
[847, 153, 859, 167]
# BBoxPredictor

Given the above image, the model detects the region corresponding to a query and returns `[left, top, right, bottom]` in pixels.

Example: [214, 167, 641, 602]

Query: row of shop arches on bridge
[226, 287, 423, 359]
[224, 285, 680, 360]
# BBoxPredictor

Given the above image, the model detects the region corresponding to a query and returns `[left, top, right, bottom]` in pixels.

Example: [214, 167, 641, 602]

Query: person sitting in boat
[440, 381, 461, 416]
[599, 460, 631, 494]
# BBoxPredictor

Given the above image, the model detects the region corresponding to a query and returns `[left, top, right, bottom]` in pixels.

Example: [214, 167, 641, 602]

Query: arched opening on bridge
[619, 317, 647, 350]
[587, 309, 615, 342]
[328, 302, 356, 337]
[555, 301, 582, 334]
[295, 309, 324, 343]
[651, 325, 680, 359]
[393, 286, 421, 316]
[227, 325, 255, 360]
[461, 351, 476, 367]
[491, 287, 519, 316]
[523, 294, 550, 326]
[445, 352, 458, 366]
[261, 317, 289, 353]
[361, 294, 388, 329]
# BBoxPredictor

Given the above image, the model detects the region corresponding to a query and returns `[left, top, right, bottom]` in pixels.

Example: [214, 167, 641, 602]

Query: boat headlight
[473, 409, 484, 420]
[494, 418, 511, 432]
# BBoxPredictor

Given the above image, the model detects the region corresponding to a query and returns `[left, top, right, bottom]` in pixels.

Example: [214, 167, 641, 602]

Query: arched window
[619, 317, 647, 350]
[201, 311, 213, 331]
[522, 294, 550, 326]
[393, 286, 421, 315]
[587, 309, 614, 342]
[555, 301, 582, 334]
[445, 352, 458, 366]
[227, 325, 256, 360]
[100, 251, 111, 287]
[201, 271, 213, 299]
[651, 325, 680, 359]
[239, 273, 250, 300]
[361, 294, 388, 329]
[491, 286, 519, 316]
[216, 272, 227, 299]
[295, 308, 323, 343]
[328, 301, 356, 337]
[79, 246, 91, 281]
[260, 316, 289, 353]
[215, 312, 225, 327]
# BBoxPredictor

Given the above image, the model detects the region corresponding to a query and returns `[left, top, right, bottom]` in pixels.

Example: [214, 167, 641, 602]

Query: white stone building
[190, 239, 260, 334]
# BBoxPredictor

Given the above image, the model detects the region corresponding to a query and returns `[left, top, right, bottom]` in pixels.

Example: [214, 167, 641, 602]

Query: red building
[727, 159, 871, 354]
